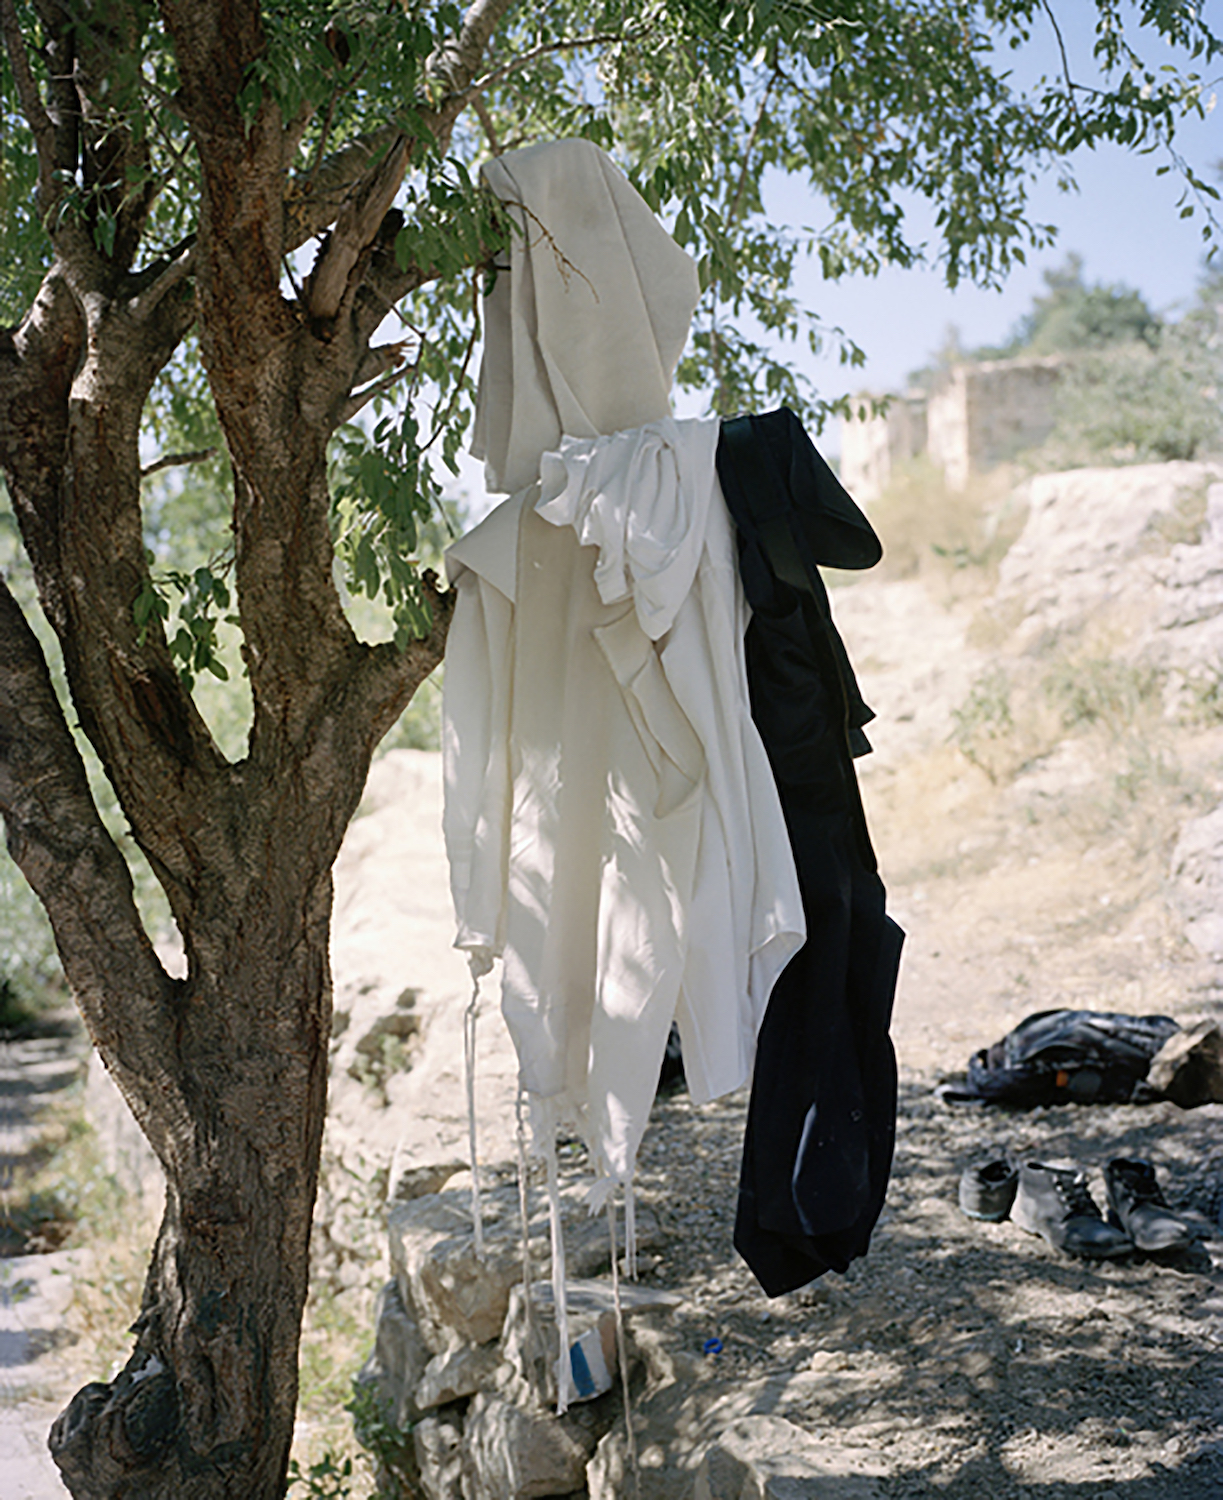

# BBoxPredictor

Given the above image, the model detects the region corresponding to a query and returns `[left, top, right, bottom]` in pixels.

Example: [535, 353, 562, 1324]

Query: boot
[958, 1158, 1018, 1222]
[1012, 1161, 1133, 1259]
[1104, 1158, 1193, 1253]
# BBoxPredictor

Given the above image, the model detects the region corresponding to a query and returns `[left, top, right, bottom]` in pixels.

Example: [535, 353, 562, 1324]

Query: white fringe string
[544, 1122, 575, 1413]
[624, 1180, 638, 1280]
[514, 1087, 534, 1348]
[463, 970, 484, 1258]
[606, 1192, 641, 1499]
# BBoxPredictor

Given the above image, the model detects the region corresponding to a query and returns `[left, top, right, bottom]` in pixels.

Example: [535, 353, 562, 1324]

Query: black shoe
[1105, 1158, 1193, 1253]
[1012, 1161, 1133, 1259]
[958, 1158, 1018, 1221]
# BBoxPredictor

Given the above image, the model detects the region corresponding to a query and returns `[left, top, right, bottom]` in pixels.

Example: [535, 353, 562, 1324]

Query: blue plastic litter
[569, 1340, 597, 1399]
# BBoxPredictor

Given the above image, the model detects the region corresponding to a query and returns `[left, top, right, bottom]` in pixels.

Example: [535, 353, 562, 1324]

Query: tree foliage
[1044, 265, 1223, 463]
[2, 1, 1220, 649]
[994, 252, 1162, 356]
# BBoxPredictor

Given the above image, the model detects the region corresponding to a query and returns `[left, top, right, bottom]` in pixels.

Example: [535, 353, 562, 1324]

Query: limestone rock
[1170, 803, 1223, 959]
[587, 1427, 694, 1500]
[693, 1415, 885, 1499]
[416, 1342, 506, 1411]
[389, 1177, 663, 1351]
[501, 1278, 682, 1407]
[414, 1408, 465, 1500]
[997, 462, 1223, 646]
[392, 1161, 469, 1202]
[355, 1280, 431, 1430]
[389, 1185, 538, 1350]
[585, 1373, 700, 1500]
[1147, 1019, 1223, 1107]
[461, 1392, 596, 1499]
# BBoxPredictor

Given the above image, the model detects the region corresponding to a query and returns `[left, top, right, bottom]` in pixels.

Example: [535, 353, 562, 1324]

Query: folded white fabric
[471, 138, 699, 497]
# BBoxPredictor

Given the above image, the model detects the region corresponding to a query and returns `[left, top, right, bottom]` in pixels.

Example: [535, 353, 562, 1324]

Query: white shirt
[443, 416, 804, 1185]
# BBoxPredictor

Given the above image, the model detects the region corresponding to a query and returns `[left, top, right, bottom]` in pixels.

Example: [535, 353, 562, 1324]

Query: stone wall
[841, 355, 1063, 498]
[840, 390, 927, 502]
[928, 355, 1062, 490]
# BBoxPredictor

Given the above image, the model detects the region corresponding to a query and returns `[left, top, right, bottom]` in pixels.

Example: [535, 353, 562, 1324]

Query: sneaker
[958, 1158, 1018, 1221]
[1011, 1161, 1133, 1259]
[1104, 1158, 1194, 1253]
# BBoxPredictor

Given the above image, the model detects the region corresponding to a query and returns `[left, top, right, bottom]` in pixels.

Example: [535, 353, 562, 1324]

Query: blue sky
[766, 9, 1222, 451]
[777, 131, 1220, 420]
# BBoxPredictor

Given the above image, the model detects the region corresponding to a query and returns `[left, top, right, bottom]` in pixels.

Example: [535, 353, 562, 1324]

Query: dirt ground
[611, 481, 1223, 1498]
[628, 1082, 1223, 1499]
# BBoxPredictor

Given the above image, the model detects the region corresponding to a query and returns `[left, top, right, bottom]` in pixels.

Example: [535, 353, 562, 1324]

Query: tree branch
[308, 133, 414, 320]
[339, 361, 418, 425]
[344, 574, 456, 754]
[284, 125, 403, 252]
[129, 240, 197, 323]
[1040, 0, 1081, 117]
[0, 575, 185, 1162]
[0, 0, 57, 213]
[729, 68, 780, 224]
[140, 446, 217, 479]
[429, 0, 521, 98]
[304, 0, 518, 322]
[468, 25, 641, 96]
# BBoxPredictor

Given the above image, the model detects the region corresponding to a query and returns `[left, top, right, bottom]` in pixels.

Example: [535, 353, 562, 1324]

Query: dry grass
[827, 457, 1027, 598]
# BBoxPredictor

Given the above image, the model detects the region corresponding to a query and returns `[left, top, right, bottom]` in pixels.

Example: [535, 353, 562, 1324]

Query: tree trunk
[51, 875, 336, 1499]
[0, 3, 499, 1495]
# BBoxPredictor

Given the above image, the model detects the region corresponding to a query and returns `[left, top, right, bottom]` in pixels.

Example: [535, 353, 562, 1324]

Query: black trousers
[734, 802, 903, 1296]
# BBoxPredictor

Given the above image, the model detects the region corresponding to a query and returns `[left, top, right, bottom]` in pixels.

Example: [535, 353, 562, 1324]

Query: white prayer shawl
[443, 137, 803, 1196]
[444, 417, 805, 1186]
[471, 138, 699, 497]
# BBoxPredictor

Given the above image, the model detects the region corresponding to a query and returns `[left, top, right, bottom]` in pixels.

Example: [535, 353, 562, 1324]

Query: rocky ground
[627, 1082, 1223, 1498]
[6, 458, 1223, 1496]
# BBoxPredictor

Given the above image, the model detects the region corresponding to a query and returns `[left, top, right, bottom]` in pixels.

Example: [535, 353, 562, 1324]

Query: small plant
[347, 1380, 416, 1493]
[1043, 656, 1162, 738]
[286, 1454, 355, 1499]
[1180, 664, 1223, 725]
[0, 974, 40, 1033]
[951, 668, 1014, 783]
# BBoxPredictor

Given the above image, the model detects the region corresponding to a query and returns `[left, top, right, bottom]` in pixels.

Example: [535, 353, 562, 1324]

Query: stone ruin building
[841, 354, 1063, 499]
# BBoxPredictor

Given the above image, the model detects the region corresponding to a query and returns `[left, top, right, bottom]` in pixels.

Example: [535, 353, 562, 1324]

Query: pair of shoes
[959, 1155, 1195, 1258]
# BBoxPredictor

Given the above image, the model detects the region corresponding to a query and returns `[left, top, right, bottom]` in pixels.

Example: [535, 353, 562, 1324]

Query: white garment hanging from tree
[442, 139, 804, 1188]
[444, 419, 804, 1184]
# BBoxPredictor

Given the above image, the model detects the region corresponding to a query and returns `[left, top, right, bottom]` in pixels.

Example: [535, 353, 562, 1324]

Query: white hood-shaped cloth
[471, 137, 699, 495]
[443, 141, 804, 1204]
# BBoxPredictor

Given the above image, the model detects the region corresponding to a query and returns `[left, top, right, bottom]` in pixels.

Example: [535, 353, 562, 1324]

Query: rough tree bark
[0, 0, 514, 1495]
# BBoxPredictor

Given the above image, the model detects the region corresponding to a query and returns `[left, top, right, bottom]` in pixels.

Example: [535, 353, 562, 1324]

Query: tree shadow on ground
[640, 1077, 1223, 1500]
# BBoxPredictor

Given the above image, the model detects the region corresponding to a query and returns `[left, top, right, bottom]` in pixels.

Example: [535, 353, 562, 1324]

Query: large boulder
[1147, 1019, 1223, 1107]
[461, 1392, 597, 1500]
[354, 1279, 432, 1430]
[413, 1408, 466, 1500]
[1170, 803, 1223, 960]
[416, 1342, 506, 1411]
[388, 1174, 662, 1351]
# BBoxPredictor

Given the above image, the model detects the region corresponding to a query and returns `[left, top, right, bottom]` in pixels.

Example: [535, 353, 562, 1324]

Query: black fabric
[717, 408, 904, 1297]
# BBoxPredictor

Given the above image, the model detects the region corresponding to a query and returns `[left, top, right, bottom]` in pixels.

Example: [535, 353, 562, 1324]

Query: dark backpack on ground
[948, 1009, 1179, 1107]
